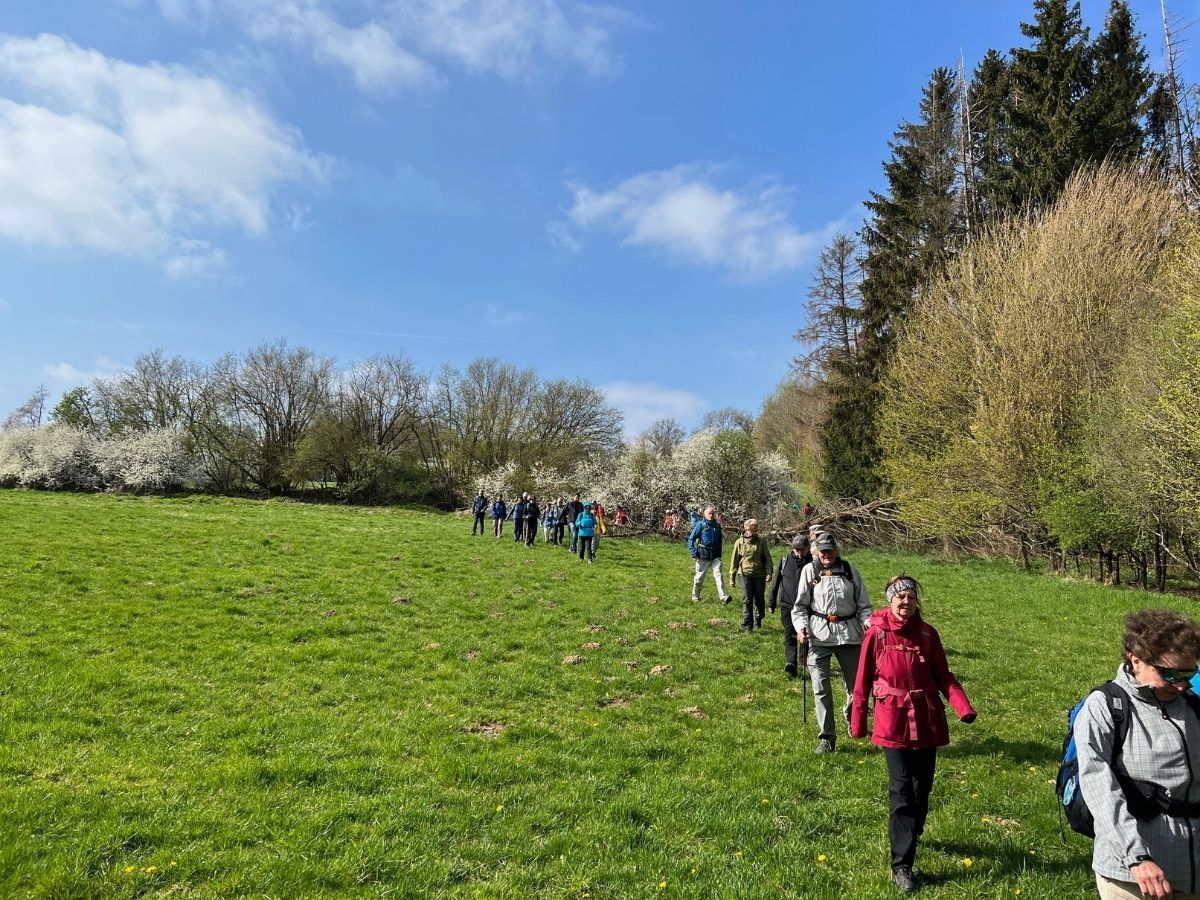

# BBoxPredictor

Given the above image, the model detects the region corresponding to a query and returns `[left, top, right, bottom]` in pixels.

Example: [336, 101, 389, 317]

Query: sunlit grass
[0, 490, 1185, 898]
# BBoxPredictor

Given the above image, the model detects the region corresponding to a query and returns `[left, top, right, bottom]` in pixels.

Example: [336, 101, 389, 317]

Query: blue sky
[0, 1, 1193, 435]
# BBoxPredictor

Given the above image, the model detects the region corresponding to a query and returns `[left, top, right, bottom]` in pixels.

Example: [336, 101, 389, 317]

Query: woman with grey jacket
[1075, 609, 1200, 899]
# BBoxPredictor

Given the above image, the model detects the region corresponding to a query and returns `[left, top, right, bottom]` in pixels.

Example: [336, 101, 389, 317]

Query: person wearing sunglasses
[1075, 608, 1200, 900]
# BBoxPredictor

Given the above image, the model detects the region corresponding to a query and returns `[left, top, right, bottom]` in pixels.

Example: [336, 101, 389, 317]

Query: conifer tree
[819, 67, 962, 500]
[1081, 0, 1155, 163]
[969, 49, 1016, 220]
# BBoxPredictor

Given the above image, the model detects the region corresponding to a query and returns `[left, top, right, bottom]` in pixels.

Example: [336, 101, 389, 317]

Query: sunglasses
[1151, 663, 1199, 685]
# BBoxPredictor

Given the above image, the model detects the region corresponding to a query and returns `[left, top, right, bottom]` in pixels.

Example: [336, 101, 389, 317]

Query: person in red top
[850, 575, 977, 894]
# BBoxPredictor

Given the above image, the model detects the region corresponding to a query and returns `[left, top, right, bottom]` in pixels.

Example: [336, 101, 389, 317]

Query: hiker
[564, 494, 584, 552]
[803, 501, 814, 519]
[511, 495, 527, 543]
[850, 576, 976, 894]
[575, 501, 598, 563]
[729, 519, 772, 632]
[554, 497, 569, 545]
[471, 490, 489, 535]
[593, 499, 606, 552]
[543, 499, 559, 544]
[769, 534, 812, 676]
[792, 532, 871, 753]
[491, 495, 507, 538]
[523, 496, 541, 547]
[1075, 608, 1200, 900]
[689, 506, 731, 604]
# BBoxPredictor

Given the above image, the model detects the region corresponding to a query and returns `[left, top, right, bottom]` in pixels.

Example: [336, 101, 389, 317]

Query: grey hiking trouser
[808, 642, 862, 743]
[692, 557, 729, 601]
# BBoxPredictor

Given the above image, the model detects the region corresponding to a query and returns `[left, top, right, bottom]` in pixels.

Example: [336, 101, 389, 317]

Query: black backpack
[1057, 682, 1200, 837]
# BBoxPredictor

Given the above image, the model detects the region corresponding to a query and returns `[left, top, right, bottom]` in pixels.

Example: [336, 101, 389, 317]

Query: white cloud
[484, 303, 535, 326]
[43, 355, 127, 385]
[602, 380, 706, 437]
[150, 0, 624, 91]
[0, 34, 325, 272]
[565, 164, 824, 280]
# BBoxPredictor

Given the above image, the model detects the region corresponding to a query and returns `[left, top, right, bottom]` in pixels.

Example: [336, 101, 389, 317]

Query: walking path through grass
[0, 491, 1188, 898]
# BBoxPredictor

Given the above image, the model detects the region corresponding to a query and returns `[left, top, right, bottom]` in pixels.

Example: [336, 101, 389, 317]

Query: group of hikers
[464, 491, 1200, 896]
[469, 491, 619, 562]
[686, 507, 1199, 898]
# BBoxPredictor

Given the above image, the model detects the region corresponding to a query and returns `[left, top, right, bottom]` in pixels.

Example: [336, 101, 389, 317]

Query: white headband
[886, 578, 918, 601]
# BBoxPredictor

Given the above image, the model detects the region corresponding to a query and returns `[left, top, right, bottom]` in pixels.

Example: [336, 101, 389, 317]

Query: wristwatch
[1132, 854, 1155, 865]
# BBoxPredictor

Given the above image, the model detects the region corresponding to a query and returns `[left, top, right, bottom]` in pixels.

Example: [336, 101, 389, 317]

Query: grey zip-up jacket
[789, 559, 870, 647]
[1075, 665, 1200, 890]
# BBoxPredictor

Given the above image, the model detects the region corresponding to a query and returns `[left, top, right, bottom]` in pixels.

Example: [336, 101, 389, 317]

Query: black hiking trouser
[740, 575, 766, 630]
[514, 519, 524, 542]
[577, 535, 594, 561]
[780, 602, 800, 670]
[883, 747, 937, 871]
[525, 520, 538, 546]
[472, 512, 486, 534]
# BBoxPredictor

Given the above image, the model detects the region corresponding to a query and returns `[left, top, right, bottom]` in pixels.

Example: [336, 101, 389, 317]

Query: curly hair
[1123, 609, 1200, 662]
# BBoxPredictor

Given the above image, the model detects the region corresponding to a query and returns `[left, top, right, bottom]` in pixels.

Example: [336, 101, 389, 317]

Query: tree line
[753, 0, 1200, 584]
[1, 344, 621, 506]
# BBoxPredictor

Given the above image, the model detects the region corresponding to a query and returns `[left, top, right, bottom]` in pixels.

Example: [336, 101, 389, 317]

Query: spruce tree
[969, 49, 1017, 220]
[1006, 0, 1093, 207]
[819, 68, 962, 501]
[1081, 0, 1155, 164]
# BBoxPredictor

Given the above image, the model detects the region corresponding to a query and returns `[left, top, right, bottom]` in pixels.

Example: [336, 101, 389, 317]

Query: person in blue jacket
[511, 495, 527, 543]
[575, 502, 598, 563]
[689, 506, 731, 603]
[491, 495, 507, 538]
[471, 490, 489, 535]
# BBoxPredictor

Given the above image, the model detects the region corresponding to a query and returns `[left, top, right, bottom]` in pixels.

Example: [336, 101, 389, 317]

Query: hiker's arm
[762, 545, 772, 582]
[790, 565, 812, 640]
[687, 522, 700, 556]
[769, 558, 784, 609]
[854, 570, 872, 629]
[930, 634, 974, 721]
[849, 629, 877, 738]
[1075, 694, 1152, 866]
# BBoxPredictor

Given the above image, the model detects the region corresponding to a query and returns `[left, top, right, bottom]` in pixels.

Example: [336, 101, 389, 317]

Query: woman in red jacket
[850, 575, 977, 893]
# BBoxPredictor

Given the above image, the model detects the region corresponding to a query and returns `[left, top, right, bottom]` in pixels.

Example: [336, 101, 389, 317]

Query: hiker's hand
[799, 627, 808, 642]
[1129, 860, 1171, 898]
[768, 605, 776, 614]
[960, 712, 976, 724]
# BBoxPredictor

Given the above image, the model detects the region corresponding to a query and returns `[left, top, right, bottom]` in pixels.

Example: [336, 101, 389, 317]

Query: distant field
[0, 490, 1192, 898]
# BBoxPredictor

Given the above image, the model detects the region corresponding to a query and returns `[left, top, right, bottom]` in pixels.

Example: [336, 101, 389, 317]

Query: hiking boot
[721, 596, 731, 605]
[691, 596, 702, 603]
[784, 663, 798, 678]
[815, 738, 835, 755]
[892, 866, 916, 893]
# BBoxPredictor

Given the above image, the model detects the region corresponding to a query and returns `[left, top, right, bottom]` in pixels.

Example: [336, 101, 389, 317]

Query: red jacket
[850, 608, 975, 749]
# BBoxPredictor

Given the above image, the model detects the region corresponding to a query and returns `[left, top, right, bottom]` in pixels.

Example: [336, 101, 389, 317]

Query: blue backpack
[694, 521, 722, 560]
[1057, 682, 1200, 837]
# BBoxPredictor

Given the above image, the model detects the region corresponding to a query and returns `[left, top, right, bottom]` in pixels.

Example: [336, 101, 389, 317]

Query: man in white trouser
[689, 506, 731, 603]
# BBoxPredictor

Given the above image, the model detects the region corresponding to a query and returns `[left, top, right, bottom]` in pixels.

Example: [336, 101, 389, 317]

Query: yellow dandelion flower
[144, 866, 157, 873]
[761, 798, 769, 804]
[971, 792, 980, 799]
[658, 881, 667, 889]
[123, 865, 136, 874]
[857, 759, 865, 765]
[496, 804, 504, 812]
[1028, 766, 1038, 773]
[170, 861, 177, 867]
[690, 867, 697, 874]
[734, 851, 743, 858]
[1014, 890, 1023, 896]
[817, 854, 827, 862]
[962, 857, 973, 867]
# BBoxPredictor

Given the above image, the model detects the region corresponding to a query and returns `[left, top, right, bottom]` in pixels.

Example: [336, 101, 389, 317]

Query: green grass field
[0, 490, 1192, 899]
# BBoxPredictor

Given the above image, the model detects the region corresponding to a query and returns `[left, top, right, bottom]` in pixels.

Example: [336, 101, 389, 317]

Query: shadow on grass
[922, 837, 1087, 882]
[942, 734, 1059, 766]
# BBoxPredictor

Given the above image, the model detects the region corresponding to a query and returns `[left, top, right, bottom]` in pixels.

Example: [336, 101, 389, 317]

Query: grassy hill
[0, 490, 1189, 898]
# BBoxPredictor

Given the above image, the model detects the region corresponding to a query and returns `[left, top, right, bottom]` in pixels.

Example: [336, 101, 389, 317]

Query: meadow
[0, 491, 1191, 899]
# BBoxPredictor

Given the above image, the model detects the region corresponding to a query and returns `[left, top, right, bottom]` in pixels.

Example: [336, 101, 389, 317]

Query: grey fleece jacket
[1074, 665, 1200, 891]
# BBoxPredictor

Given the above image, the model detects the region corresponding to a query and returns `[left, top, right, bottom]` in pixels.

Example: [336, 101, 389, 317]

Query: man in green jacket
[729, 518, 772, 632]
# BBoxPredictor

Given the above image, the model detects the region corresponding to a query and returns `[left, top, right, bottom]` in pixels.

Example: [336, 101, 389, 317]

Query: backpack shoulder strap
[1095, 681, 1131, 757]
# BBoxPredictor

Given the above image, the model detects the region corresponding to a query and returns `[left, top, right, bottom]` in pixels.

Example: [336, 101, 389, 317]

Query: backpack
[1057, 682, 1200, 837]
[695, 521, 722, 560]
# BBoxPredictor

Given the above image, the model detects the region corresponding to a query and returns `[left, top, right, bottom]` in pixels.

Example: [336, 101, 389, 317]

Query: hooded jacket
[1075, 665, 1200, 890]
[730, 534, 772, 578]
[790, 558, 871, 646]
[850, 608, 975, 750]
